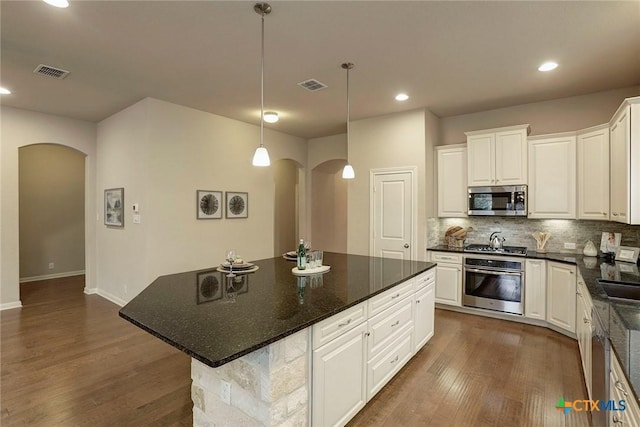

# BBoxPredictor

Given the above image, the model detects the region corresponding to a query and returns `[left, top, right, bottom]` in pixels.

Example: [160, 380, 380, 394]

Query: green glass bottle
[297, 239, 306, 270]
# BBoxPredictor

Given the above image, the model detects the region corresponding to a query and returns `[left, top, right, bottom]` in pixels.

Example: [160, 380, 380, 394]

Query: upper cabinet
[466, 124, 530, 187]
[577, 125, 609, 220]
[610, 97, 640, 224]
[528, 134, 576, 219]
[436, 145, 467, 217]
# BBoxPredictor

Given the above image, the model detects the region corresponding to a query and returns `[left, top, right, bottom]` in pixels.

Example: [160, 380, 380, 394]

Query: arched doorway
[18, 144, 86, 295]
[311, 159, 348, 253]
[273, 159, 303, 256]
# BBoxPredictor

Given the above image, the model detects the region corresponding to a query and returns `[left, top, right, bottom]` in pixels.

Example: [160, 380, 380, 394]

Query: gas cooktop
[464, 244, 528, 256]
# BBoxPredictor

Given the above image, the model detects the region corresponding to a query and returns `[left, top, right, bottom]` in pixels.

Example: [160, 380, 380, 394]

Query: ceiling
[2, 1, 639, 139]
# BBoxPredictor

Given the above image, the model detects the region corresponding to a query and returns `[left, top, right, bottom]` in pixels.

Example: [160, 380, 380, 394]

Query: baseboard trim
[84, 287, 98, 295]
[0, 301, 23, 311]
[20, 270, 85, 283]
[95, 289, 126, 307]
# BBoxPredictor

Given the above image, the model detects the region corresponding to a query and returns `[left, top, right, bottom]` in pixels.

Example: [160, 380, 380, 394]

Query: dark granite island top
[119, 252, 435, 368]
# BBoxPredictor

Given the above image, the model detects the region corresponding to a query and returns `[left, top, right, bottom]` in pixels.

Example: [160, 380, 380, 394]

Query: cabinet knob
[603, 212, 607, 216]
[584, 318, 590, 324]
[612, 213, 619, 217]
[528, 212, 532, 215]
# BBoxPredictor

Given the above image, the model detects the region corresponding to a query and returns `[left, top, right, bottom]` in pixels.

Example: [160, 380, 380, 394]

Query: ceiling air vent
[33, 64, 70, 80]
[297, 79, 328, 92]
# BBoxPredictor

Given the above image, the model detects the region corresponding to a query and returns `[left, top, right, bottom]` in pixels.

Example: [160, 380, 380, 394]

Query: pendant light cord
[260, 13, 265, 148]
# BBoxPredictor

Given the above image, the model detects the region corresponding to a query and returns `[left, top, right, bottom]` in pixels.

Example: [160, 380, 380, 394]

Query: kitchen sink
[598, 279, 640, 302]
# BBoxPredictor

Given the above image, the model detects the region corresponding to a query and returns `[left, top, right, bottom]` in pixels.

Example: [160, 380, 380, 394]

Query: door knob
[404, 243, 410, 248]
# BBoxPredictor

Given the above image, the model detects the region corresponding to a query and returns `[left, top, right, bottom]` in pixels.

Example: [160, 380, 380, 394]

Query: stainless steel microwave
[468, 185, 527, 216]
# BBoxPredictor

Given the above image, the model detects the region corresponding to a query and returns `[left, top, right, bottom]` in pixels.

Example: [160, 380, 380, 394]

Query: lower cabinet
[546, 261, 577, 334]
[311, 268, 436, 427]
[610, 351, 640, 427]
[312, 322, 368, 427]
[524, 259, 546, 320]
[428, 251, 462, 306]
[576, 273, 593, 400]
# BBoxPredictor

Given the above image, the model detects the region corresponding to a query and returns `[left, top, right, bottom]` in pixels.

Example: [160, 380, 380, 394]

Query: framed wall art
[226, 192, 248, 219]
[197, 270, 222, 304]
[197, 190, 223, 219]
[104, 187, 124, 227]
[615, 246, 640, 264]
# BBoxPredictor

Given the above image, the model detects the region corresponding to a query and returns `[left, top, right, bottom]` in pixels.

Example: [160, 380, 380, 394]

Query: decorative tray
[291, 265, 330, 276]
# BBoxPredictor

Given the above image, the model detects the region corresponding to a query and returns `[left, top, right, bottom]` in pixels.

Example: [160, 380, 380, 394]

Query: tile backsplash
[427, 217, 640, 254]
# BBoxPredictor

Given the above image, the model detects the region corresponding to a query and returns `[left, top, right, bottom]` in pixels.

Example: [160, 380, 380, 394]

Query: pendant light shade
[252, 3, 272, 167]
[252, 146, 270, 166]
[342, 62, 355, 180]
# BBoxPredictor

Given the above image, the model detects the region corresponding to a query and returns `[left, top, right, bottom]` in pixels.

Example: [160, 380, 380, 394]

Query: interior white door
[372, 171, 413, 261]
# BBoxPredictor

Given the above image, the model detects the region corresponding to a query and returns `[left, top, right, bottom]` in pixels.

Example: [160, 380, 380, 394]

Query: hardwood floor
[1, 276, 192, 426]
[2, 277, 590, 426]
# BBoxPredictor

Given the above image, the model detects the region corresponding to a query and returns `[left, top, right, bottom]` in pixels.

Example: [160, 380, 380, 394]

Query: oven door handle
[464, 268, 522, 276]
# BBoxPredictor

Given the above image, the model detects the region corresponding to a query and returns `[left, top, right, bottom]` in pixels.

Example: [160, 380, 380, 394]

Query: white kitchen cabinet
[528, 134, 577, 219]
[576, 273, 593, 400]
[413, 278, 435, 351]
[610, 97, 640, 224]
[312, 321, 367, 427]
[436, 145, 467, 217]
[610, 350, 640, 427]
[466, 124, 529, 186]
[524, 259, 546, 320]
[577, 125, 610, 220]
[428, 251, 462, 307]
[546, 261, 577, 334]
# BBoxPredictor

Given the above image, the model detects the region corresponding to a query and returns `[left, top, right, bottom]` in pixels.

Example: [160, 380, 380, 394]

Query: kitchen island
[119, 252, 435, 426]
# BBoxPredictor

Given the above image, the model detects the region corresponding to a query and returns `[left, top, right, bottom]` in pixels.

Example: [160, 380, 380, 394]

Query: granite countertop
[119, 252, 435, 368]
[428, 245, 640, 402]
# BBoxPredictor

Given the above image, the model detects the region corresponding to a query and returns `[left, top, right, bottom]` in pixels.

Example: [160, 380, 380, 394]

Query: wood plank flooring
[2, 277, 590, 426]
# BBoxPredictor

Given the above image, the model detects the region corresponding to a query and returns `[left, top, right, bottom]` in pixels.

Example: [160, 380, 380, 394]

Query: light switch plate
[133, 214, 141, 224]
[564, 242, 576, 250]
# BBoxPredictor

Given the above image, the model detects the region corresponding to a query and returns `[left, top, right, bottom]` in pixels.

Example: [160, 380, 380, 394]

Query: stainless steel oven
[463, 255, 524, 315]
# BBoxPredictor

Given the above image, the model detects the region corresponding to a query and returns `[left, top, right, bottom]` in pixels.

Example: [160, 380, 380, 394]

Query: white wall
[1, 106, 97, 309]
[96, 98, 307, 304]
[439, 86, 640, 145]
[347, 109, 429, 259]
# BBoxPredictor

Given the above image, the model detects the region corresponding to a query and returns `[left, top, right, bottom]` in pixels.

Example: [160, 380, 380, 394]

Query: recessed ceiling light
[263, 112, 279, 123]
[0, 87, 11, 95]
[538, 61, 558, 72]
[42, 0, 69, 8]
[395, 93, 409, 101]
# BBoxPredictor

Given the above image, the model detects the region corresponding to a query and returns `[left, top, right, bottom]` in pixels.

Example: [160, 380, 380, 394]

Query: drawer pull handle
[391, 293, 401, 299]
[577, 290, 582, 296]
[391, 320, 400, 327]
[612, 414, 621, 424]
[614, 381, 628, 396]
[584, 318, 590, 324]
[338, 318, 352, 327]
[416, 300, 421, 304]
[390, 355, 399, 364]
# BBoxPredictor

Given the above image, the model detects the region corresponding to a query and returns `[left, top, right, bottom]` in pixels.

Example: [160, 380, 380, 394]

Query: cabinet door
[610, 107, 630, 223]
[546, 262, 577, 333]
[524, 260, 546, 320]
[578, 126, 610, 220]
[528, 136, 577, 219]
[312, 322, 367, 427]
[437, 146, 467, 217]
[434, 263, 462, 306]
[577, 293, 592, 400]
[467, 134, 495, 186]
[413, 281, 435, 352]
[495, 128, 527, 185]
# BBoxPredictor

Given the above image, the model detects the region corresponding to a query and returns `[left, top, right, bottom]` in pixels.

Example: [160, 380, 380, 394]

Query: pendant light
[252, 3, 272, 167]
[341, 62, 355, 179]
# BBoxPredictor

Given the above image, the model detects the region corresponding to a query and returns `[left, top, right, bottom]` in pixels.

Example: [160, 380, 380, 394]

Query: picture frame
[197, 190, 223, 219]
[104, 188, 124, 227]
[225, 191, 248, 219]
[600, 232, 622, 253]
[197, 270, 222, 304]
[615, 246, 640, 264]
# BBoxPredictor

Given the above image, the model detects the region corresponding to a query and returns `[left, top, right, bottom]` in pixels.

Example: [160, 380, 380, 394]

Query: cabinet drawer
[367, 328, 414, 400]
[415, 269, 435, 291]
[610, 353, 640, 426]
[429, 252, 463, 264]
[368, 280, 414, 318]
[368, 297, 413, 360]
[313, 302, 368, 350]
